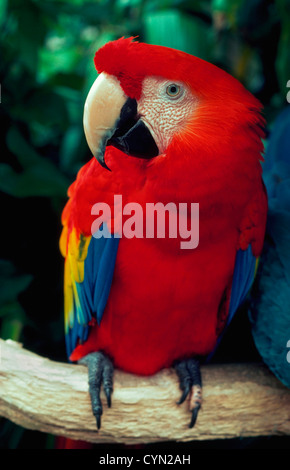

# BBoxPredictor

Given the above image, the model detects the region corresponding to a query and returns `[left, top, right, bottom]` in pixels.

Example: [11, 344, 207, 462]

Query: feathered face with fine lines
[83, 37, 264, 172]
[138, 76, 198, 155]
[83, 71, 198, 170]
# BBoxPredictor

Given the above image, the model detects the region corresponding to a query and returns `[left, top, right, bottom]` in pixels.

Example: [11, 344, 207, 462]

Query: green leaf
[0, 260, 33, 340]
[0, 313, 24, 341]
[0, 301, 26, 318]
[10, 89, 69, 130]
[275, 0, 290, 94]
[0, 302, 28, 342]
[144, 9, 211, 59]
[6, 126, 43, 168]
[0, 163, 69, 197]
[59, 125, 85, 172]
[0, 0, 7, 27]
[3, 127, 70, 197]
[9, 0, 48, 72]
[47, 72, 84, 91]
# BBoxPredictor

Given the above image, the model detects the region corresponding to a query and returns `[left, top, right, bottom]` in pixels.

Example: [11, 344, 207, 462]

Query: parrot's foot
[174, 358, 202, 428]
[78, 351, 114, 429]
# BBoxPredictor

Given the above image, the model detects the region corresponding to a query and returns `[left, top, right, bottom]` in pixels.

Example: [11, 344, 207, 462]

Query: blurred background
[0, 0, 289, 449]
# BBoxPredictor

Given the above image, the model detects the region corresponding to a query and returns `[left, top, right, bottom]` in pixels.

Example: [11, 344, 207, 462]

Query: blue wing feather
[207, 244, 257, 361]
[228, 245, 257, 323]
[65, 223, 120, 358]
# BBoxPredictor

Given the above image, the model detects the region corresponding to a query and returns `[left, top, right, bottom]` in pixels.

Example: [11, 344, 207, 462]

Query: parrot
[59, 37, 267, 429]
[249, 105, 290, 389]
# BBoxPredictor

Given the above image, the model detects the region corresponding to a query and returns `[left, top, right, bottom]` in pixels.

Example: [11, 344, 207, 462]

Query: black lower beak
[104, 98, 159, 167]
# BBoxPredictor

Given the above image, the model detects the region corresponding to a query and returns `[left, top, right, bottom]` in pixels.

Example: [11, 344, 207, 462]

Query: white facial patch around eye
[137, 77, 197, 154]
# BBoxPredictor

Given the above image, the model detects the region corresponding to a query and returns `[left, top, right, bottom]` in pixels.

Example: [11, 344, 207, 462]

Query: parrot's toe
[174, 358, 202, 428]
[189, 384, 202, 428]
[78, 351, 114, 429]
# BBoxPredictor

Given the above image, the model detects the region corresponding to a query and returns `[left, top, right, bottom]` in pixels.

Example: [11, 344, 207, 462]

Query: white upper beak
[83, 72, 127, 162]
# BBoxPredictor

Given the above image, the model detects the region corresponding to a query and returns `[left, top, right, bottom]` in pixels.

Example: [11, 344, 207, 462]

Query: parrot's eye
[166, 83, 182, 99]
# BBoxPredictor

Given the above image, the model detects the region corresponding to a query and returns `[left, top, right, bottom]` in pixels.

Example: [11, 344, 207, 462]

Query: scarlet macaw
[60, 37, 267, 428]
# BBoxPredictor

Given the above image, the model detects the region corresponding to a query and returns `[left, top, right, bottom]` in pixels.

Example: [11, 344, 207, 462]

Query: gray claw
[174, 358, 202, 428]
[189, 403, 201, 428]
[79, 351, 114, 429]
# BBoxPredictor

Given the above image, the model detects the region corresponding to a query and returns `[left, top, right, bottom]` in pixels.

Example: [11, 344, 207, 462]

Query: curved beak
[83, 72, 159, 170]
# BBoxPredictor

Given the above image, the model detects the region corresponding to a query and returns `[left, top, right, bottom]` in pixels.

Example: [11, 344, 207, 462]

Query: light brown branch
[0, 339, 290, 444]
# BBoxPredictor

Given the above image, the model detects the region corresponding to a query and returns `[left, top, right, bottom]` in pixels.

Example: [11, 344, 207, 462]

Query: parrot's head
[83, 37, 264, 172]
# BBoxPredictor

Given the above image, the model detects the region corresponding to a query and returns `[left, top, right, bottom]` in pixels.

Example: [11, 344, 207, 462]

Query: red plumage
[61, 38, 267, 375]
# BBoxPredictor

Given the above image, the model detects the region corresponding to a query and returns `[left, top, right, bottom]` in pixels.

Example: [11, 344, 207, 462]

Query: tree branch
[1, 339, 290, 444]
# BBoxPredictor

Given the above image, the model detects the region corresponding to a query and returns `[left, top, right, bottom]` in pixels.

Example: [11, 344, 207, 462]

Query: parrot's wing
[61, 223, 120, 359]
[228, 245, 258, 324]
[207, 244, 258, 361]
